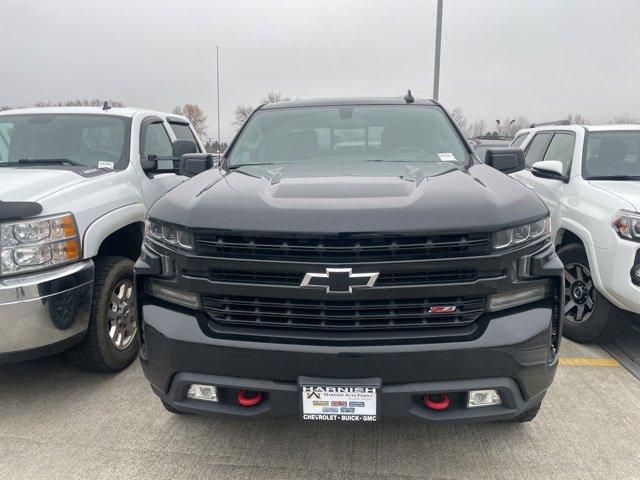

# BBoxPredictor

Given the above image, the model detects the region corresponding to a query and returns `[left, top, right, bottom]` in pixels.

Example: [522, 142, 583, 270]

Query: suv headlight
[493, 217, 550, 250]
[612, 210, 640, 242]
[145, 219, 194, 251]
[0, 213, 80, 276]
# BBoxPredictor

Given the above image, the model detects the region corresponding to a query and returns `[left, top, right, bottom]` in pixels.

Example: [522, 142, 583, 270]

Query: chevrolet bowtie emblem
[300, 268, 379, 294]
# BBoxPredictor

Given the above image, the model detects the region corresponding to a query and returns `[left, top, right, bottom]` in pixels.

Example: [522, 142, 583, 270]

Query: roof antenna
[102, 101, 111, 111]
[403, 89, 415, 104]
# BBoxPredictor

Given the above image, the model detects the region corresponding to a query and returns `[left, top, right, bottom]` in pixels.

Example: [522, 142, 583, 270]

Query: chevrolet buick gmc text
[136, 96, 564, 423]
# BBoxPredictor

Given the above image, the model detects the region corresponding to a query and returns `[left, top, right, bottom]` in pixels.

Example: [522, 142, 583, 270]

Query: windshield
[0, 114, 130, 169]
[584, 131, 640, 179]
[226, 105, 469, 169]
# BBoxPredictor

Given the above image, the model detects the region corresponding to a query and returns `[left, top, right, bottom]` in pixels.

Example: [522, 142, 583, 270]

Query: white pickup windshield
[0, 114, 129, 169]
[585, 131, 640, 179]
[227, 105, 469, 168]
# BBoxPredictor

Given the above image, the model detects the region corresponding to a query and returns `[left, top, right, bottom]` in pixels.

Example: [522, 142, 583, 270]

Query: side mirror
[179, 153, 216, 177]
[140, 154, 158, 172]
[531, 160, 568, 181]
[172, 139, 198, 158]
[484, 148, 525, 174]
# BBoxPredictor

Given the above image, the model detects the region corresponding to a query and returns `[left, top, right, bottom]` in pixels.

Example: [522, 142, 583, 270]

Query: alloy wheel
[107, 279, 137, 350]
[563, 262, 595, 324]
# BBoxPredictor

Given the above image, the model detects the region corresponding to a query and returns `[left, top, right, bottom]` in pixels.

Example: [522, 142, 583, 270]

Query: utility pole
[433, 0, 443, 100]
[216, 45, 221, 152]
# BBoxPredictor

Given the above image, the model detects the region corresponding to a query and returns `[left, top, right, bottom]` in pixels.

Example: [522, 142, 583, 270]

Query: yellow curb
[559, 357, 620, 367]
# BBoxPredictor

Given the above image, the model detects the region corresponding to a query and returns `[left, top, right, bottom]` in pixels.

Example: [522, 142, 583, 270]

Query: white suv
[510, 123, 640, 343]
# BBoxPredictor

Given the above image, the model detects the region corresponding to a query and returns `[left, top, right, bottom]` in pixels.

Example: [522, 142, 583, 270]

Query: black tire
[67, 256, 140, 372]
[558, 243, 628, 344]
[161, 400, 182, 414]
[508, 403, 541, 423]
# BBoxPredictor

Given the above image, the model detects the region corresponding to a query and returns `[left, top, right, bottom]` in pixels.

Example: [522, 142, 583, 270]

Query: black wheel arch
[96, 222, 144, 261]
[555, 228, 584, 251]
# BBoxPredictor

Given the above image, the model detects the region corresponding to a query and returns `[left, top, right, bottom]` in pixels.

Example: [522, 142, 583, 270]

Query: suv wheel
[67, 256, 140, 372]
[558, 243, 628, 343]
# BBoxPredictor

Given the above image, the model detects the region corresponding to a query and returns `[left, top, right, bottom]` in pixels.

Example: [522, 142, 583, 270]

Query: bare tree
[204, 138, 228, 154]
[449, 107, 468, 134]
[232, 92, 292, 129]
[610, 114, 640, 125]
[495, 116, 529, 137]
[468, 119, 487, 138]
[262, 91, 290, 104]
[173, 104, 208, 137]
[232, 105, 255, 128]
[567, 113, 589, 124]
[35, 99, 125, 107]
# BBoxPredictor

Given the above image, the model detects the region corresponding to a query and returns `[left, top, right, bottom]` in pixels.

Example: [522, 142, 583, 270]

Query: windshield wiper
[589, 175, 640, 180]
[363, 158, 454, 163]
[17, 158, 84, 167]
[227, 162, 293, 169]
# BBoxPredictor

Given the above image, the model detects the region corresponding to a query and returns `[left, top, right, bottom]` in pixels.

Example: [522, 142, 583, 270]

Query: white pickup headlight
[0, 213, 80, 276]
[493, 217, 550, 250]
[612, 210, 640, 242]
[145, 219, 194, 250]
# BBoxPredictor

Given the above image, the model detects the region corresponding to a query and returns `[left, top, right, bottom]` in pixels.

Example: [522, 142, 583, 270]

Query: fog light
[145, 281, 201, 309]
[631, 265, 640, 285]
[467, 389, 502, 408]
[186, 384, 218, 402]
[487, 285, 549, 312]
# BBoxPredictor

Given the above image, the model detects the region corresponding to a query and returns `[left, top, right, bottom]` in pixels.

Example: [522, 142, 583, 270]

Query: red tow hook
[237, 389, 263, 407]
[423, 393, 450, 410]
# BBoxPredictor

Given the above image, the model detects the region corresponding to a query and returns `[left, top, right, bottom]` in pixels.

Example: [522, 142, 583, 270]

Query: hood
[590, 180, 640, 212]
[150, 162, 548, 233]
[0, 168, 85, 202]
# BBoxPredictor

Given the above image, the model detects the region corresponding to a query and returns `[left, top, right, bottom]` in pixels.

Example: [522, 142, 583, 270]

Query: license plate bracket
[299, 377, 380, 422]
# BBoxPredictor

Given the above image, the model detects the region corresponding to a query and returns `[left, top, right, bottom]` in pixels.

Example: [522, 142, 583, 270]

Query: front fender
[82, 203, 147, 258]
[553, 218, 605, 295]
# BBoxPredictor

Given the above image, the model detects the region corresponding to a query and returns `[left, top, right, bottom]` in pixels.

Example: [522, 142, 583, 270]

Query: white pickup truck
[0, 106, 205, 371]
[510, 123, 640, 343]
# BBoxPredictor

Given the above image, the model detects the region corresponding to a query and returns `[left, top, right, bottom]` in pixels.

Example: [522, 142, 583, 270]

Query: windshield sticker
[437, 153, 457, 162]
[98, 161, 114, 170]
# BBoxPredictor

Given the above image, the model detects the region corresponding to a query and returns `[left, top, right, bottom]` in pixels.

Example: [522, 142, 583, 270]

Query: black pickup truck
[135, 96, 563, 423]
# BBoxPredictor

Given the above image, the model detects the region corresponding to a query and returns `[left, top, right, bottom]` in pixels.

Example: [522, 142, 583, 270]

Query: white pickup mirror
[531, 160, 567, 181]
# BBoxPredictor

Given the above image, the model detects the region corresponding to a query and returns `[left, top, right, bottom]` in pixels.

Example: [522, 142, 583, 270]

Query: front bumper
[0, 260, 94, 362]
[140, 302, 558, 422]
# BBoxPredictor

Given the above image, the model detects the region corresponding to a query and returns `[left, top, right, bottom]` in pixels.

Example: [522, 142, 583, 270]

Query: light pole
[216, 45, 221, 152]
[433, 0, 443, 100]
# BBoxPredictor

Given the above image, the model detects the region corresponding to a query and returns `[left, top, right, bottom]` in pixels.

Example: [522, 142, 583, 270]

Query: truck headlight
[493, 217, 550, 250]
[145, 219, 194, 251]
[612, 210, 640, 242]
[0, 213, 80, 276]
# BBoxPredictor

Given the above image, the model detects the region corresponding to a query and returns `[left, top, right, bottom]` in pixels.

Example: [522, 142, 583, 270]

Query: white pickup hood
[0, 168, 84, 202]
[591, 180, 640, 212]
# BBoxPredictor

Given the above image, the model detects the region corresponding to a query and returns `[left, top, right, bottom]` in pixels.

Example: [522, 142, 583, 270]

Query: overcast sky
[2, 0, 639, 140]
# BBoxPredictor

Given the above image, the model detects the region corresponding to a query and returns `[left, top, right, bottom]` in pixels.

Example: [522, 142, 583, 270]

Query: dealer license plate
[300, 384, 378, 422]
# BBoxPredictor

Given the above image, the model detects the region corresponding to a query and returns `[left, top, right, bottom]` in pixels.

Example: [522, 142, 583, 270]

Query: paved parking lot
[1, 340, 639, 480]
